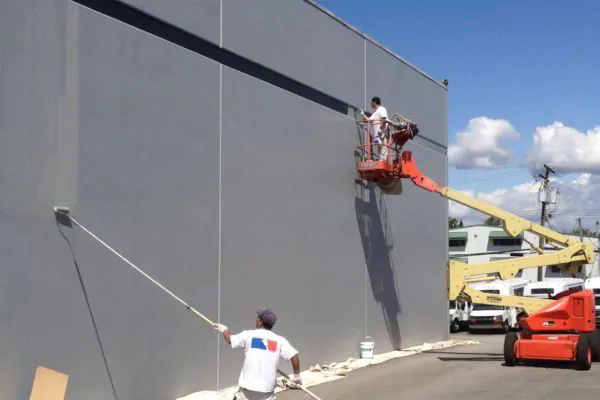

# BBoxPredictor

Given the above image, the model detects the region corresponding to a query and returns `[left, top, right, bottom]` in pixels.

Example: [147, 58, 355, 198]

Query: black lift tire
[576, 333, 592, 371]
[450, 319, 460, 333]
[590, 329, 600, 362]
[504, 332, 518, 366]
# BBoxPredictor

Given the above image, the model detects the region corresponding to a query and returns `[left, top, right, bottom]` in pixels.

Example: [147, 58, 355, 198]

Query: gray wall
[0, 1, 448, 399]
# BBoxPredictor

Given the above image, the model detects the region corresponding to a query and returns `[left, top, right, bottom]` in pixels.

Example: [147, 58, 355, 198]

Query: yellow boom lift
[355, 115, 599, 369]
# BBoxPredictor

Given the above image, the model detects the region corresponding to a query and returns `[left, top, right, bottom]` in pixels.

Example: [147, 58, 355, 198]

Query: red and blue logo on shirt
[251, 337, 278, 352]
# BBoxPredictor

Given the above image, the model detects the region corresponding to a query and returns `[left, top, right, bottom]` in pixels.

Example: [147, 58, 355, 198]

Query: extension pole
[277, 369, 324, 400]
[53, 207, 217, 327]
[54, 207, 325, 400]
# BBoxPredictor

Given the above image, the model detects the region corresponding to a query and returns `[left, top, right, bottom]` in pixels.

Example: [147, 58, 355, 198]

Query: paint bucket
[360, 336, 375, 359]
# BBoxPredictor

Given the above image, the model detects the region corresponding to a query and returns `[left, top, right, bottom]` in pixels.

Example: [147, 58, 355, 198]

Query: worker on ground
[361, 96, 389, 161]
[215, 309, 302, 400]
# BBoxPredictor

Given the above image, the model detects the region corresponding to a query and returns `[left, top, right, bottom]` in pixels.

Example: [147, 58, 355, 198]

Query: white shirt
[367, 105, 388, 136]
[230, 328, 298, 393]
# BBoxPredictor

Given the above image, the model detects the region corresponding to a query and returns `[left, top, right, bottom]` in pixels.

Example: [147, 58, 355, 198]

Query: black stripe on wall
[73, 0, 350, 115]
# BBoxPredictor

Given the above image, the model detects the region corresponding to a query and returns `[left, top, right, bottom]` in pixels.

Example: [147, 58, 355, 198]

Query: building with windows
[0, 1, 448, 399]
[449, 225, 600, 282]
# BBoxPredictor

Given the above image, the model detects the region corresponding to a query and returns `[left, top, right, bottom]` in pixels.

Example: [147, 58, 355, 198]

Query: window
[514, 288, 524, 296]
[531, 288, 553, 295]
[491, 238, 522, 246]
[551, 265, 583, 274]
[481, 290, 500, 294]
[449, 239, 467, 247]
[531, 288, 553, 298]
[472, 303, 504, 311]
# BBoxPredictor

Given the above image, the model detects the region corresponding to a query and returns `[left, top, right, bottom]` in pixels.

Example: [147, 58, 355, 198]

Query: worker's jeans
[372, 132, 388, 161]
[233, 387, 276, 400]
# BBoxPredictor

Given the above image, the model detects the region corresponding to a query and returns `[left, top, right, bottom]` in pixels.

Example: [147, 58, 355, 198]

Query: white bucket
[360, 336, 375, 359]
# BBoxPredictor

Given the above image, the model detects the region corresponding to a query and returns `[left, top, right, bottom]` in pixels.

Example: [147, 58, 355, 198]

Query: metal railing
[355, 113, 418, 163]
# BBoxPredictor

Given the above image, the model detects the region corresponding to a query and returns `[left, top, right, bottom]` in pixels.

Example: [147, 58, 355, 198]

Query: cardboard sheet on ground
[29, 366, 69, 400]
[176, 338, 479, 400]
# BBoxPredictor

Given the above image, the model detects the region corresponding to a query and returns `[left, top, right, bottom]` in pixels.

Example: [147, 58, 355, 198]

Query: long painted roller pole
[277, 369, 324, 400]
[54, 207, 325, 400]
[53, 207, 217, 327]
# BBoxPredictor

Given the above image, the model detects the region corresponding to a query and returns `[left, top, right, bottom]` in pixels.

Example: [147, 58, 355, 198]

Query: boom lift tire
[503, 332, 518, 367]
[450, 319, 460, 333]
[590, 330, 600, 362]
[576, 333, 592, 370]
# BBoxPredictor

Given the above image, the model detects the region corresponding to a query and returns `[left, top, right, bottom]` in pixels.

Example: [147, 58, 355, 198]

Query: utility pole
[538, 164, 555, 281]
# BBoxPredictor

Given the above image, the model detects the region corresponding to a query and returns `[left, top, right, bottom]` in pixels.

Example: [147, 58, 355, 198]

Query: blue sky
[318, 0, 600, 229]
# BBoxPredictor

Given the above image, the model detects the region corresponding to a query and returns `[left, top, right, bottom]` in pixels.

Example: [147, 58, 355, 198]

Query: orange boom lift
[355, 114, 599, 370]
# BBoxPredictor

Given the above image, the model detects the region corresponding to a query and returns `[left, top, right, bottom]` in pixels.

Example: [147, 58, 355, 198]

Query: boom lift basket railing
[355, 114, 419, 183]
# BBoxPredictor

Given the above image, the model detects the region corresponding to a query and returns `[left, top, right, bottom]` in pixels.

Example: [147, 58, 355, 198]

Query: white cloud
[524, 122, 600, 173]
[450, 173, 600, 232]
[449, 182, 539, 221]
[448, 117, 520, 169]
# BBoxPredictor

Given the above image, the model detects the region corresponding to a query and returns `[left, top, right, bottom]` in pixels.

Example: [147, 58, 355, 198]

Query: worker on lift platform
[361, 96, 388, 161]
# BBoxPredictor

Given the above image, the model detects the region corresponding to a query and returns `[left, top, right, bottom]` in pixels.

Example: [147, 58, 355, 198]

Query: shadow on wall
[354, 178, 403, 350]
[53, 212, 121, 400]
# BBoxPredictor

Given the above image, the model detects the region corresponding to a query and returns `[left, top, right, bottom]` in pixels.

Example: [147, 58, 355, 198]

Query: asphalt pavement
[278, 332, 600, 400]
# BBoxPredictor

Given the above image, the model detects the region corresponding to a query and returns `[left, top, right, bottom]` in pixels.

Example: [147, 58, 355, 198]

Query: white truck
[524, 277, 584, 299]
[449, 299, 471, 333]
[584, 277, 600, 330]
[468, 278, 529, 333]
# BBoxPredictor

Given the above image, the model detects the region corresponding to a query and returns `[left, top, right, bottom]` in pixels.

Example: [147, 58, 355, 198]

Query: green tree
[448, 217, 464, 229]
[484, 216, 503, 227]
[567, 227, 599, 238]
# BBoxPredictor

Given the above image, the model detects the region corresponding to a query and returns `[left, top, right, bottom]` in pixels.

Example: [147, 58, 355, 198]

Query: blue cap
[257, 308, 277, 326]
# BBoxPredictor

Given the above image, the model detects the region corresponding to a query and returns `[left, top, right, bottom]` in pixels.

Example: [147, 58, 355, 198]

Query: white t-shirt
[230, 328, 298, 393]
[368, 105, 388, 137]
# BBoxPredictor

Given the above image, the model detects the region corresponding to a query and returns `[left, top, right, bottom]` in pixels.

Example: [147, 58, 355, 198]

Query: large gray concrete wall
[0, 1, 448, 399]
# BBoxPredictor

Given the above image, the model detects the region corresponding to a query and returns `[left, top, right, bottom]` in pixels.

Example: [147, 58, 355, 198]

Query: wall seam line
[216, 0, 223, 391]
[363, 38, 368, 338]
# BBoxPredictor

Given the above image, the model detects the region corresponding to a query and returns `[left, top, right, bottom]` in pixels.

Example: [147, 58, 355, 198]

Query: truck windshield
[472, 303, 504, 311]
[531, 288, 553, 296]
[595, 296, 600, 307]
[449, 300, 456, 308]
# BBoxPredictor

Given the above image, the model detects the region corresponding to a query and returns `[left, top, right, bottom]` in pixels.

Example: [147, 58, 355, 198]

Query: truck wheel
[504, 332, 518, 366]
[450, 319, 460, 333]
[591, 330, 600, 362]
[576, 333, 592, 371]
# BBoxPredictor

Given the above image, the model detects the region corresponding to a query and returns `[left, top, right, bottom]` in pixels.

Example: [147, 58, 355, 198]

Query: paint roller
[52, 206, 324, 400]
